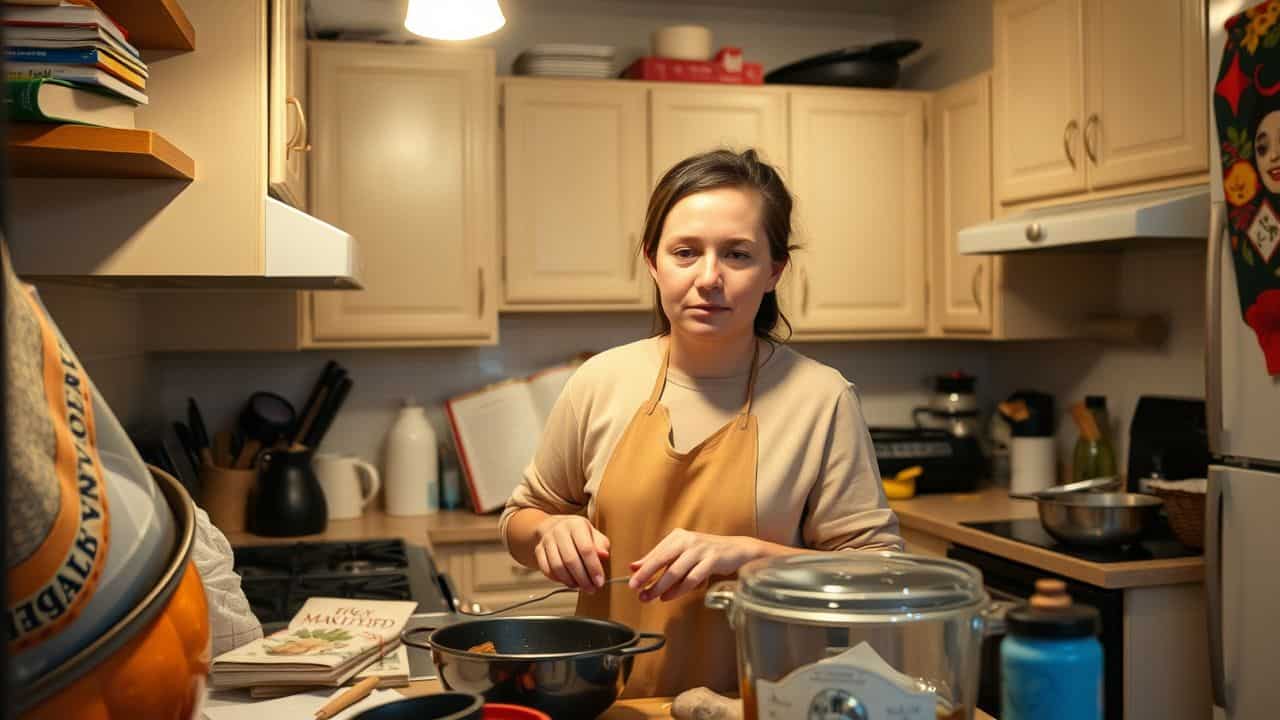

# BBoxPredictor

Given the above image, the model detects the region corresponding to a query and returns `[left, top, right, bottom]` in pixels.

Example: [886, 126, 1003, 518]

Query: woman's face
[649, 187, 784, 342]
[1256, 110, 1280, 194]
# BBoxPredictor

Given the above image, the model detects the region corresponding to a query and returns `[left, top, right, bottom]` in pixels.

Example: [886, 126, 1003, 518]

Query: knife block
[199, 462, 259, 534]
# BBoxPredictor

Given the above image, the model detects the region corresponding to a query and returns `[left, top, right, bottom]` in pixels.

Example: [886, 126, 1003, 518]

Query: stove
[232, 539, 451, 627]
[961, 517, 1201, 563]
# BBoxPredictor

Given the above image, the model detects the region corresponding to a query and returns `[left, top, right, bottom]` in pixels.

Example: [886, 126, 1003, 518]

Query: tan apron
[577, 340, 760, 699]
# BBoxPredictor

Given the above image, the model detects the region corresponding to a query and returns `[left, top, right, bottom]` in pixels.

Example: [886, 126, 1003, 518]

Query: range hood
[958, 185, 1209, 255]
[264, 196, 362, 288]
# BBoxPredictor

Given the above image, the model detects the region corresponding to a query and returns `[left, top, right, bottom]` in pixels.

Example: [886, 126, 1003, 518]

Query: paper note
[202, 687, 404, 720]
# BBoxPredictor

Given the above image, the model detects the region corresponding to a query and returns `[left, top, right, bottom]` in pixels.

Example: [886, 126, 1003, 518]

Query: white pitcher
[312, 453, 381, 520]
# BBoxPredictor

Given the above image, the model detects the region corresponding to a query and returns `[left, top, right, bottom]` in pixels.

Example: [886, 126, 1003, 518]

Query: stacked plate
[513, 44, 616, 78]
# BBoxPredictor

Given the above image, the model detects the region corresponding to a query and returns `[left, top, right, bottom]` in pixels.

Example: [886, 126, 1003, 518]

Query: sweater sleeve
[499, 371, 590, 547]
[802, 384, 903, 552]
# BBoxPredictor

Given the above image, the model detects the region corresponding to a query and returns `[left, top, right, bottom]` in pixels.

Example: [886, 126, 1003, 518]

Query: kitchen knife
[186, 397, 213, 466]
[301, 375, 353, 450]
[293, 361, 344, 445]
[172, 421, 201, 475]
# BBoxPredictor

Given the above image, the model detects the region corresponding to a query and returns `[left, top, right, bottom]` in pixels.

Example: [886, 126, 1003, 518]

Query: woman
[501, 149, 901, 698]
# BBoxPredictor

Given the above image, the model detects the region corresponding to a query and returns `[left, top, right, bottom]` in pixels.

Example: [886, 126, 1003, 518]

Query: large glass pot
[706, 552, 1009, 720]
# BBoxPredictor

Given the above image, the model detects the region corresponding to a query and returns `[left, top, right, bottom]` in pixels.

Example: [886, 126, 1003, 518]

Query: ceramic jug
[250, 446, 327, 536]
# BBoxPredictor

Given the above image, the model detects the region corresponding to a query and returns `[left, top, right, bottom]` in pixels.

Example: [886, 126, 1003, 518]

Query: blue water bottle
[1001, 582, 1102, 720]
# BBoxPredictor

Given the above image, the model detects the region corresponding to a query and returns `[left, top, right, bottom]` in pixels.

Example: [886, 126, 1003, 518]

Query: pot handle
[704, 581, 736, 611]
[400, 626, 435, 652]
[616, 632, 666, 656]
[980, 599, 1019, 638]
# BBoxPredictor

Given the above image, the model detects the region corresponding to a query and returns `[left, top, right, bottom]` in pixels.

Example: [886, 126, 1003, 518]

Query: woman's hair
[641, 148, 797, 342]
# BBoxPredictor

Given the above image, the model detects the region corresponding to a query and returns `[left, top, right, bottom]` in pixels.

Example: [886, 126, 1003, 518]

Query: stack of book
[3, 0, 148, 128]
[211, 597, 418, 696]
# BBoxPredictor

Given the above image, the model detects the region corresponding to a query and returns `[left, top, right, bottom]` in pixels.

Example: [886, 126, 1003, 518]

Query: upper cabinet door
[502, 80, 649, 308]
[993, 0, 1087, 205]
[1083, 0, 1207, 190]
[649, 86, 788, 187]
[268, 0, 308, 209]
[789, 90, 927, 333]
[933, 74, 994, 333]
[307, 43, 496, 345]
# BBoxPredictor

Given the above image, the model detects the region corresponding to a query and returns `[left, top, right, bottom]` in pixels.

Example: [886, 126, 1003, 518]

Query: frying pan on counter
[765, 39, 922, 88]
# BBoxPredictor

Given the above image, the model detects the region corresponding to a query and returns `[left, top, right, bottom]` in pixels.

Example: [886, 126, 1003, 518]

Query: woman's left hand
[627, 529, 763, 602]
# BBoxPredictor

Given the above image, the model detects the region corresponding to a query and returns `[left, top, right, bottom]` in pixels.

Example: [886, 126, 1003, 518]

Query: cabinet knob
[1025, 223, 1044, 243]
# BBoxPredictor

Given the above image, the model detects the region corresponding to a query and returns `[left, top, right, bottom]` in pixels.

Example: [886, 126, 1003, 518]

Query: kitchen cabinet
[305, 42, 496, 346]
[787, 89, 928, 334]
[500, 79, 650, 311]
[267, 0, 308, 209]
[993, 0, 1206, 206]
[931, 73, 995, 334]
[649, 85, 788, 187]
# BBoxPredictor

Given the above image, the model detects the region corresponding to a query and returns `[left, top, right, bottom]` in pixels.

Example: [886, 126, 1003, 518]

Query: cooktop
[962, 518, 1202, 563]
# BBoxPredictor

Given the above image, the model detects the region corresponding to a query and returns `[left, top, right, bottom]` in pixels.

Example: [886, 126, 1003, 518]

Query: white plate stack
[513, 44, 616, 78]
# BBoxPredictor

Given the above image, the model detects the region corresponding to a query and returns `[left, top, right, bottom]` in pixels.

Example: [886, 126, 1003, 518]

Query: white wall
[152, 311, 993, 471]
[308, 0, 899, 75]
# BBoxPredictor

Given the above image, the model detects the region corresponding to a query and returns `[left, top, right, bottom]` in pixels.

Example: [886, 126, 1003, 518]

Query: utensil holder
[199, 462, 259, 534]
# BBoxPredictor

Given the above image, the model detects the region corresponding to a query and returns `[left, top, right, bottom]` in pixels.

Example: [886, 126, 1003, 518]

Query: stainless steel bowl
[1036, 492, 1163, 547]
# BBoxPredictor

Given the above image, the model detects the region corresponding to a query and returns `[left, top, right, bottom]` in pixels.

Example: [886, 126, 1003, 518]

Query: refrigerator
[1208, 1, 1280, 718]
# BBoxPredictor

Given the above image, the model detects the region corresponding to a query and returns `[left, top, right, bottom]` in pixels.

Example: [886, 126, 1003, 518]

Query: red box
[623, 48, 763, 85]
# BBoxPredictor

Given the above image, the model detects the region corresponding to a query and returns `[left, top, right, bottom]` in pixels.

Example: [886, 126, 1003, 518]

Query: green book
[4, 77, 135, 128]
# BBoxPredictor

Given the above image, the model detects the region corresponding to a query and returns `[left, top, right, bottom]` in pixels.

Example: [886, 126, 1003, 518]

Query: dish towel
[1215, 0, 1280, 374]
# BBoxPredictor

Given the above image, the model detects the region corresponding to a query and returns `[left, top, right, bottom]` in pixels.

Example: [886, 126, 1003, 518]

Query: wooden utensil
[315, 676, 379, 720]
[293, 361, 345, 445]
[301, 375, 353, 450]
[213, 431, 233, 468]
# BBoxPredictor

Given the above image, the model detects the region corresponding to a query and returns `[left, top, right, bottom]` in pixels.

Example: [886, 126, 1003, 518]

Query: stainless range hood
[958, 185, 1209, 255]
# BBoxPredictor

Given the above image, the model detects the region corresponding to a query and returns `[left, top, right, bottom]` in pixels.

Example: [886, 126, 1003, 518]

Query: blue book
[6, 46, 147, 81]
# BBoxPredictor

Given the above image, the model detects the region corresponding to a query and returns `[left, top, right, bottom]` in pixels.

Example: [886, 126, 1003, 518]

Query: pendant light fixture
[404, 0, 506, 41]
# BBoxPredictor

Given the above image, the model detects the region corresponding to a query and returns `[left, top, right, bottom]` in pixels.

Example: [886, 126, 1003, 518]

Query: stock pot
[706, 552, 1011, 720]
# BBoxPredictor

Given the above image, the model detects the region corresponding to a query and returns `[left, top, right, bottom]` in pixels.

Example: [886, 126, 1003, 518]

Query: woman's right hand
[532, 515, 611, 592]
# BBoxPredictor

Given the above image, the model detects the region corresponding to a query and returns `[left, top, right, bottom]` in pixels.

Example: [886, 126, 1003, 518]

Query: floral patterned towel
[1216, 0, 1280, 374]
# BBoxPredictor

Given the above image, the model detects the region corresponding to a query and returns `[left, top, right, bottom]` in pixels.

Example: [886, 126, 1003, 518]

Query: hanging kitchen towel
[1216, 0, 1280, 374]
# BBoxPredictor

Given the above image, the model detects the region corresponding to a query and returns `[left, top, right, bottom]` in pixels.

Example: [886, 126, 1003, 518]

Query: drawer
[471, 542, 557, 593]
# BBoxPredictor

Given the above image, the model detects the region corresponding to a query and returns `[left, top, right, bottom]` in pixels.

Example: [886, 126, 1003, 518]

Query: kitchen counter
[891, 487, 1204, 589]
[396, 679, 996, 719]
[223, 486, 1204, 590]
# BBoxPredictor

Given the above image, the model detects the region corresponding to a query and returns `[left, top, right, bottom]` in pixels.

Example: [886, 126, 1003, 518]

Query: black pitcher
[249, 446, 327, 536]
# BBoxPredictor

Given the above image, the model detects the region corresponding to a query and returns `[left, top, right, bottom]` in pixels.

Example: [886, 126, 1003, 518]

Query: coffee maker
[913, 371, 981, 438]
[1126, 396, 1209, 492]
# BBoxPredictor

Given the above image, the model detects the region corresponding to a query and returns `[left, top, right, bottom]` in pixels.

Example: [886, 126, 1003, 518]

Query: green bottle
[1072, 396, 1117, 483]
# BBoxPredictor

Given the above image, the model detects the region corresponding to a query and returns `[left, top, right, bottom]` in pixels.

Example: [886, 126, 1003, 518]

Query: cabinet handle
[1084, 113, 1099, 165]
[1062, 119, 1078, 169]
[1025, 223, 1044, 243]
[477, 267, 486, 316]
[287, 97, 312, 152]
[801, 267, 810, 316]
[971, 263, 984, 311]
[628, 232, 638, 280]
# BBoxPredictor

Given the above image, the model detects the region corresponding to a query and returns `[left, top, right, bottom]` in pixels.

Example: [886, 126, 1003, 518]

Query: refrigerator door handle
[1207, 470, 1227, 708]
[1206, 203, 1226, 454]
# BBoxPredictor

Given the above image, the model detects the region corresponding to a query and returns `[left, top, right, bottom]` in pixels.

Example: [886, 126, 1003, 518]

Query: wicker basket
[1150, 486, 1206, 549]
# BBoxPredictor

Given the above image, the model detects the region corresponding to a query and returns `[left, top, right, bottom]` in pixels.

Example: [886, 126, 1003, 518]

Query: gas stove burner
[333, 559, 396, 574]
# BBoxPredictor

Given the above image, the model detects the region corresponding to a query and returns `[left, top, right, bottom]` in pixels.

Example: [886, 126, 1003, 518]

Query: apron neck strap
[645, 338, 763, 424]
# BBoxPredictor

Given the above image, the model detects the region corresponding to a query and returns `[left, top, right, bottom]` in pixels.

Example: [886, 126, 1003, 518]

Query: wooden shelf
[7, 124, 195, 180]
[95, 0, 195, 51]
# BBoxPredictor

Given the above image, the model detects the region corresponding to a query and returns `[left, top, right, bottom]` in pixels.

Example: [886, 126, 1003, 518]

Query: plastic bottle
[384, 397, 438, 516]
[1001, 580, 1103, 720]
[1071, 395, 1117, 484]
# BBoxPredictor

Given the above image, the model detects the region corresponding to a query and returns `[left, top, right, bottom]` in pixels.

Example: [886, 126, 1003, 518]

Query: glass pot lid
[736, 552, 986, 619]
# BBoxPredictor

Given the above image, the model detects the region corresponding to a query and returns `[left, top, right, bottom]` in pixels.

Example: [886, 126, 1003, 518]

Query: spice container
[1001, 583, 1102, 720]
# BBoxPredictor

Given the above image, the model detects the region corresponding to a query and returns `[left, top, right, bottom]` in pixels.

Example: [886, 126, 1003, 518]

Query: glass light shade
[404, 0, 506, 41]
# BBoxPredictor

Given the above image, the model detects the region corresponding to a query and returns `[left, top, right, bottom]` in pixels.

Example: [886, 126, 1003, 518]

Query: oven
[947, 545, 1126, 720]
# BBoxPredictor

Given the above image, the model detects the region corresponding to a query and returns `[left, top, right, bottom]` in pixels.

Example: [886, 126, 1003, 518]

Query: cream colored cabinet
[268, 0, 308, 209]
[788, 90, 927, 334]
[501, 79, 649, 310]
[433, 542, 577, 617]
[306, 42, 496, 345]
[931, 74, 995, 334]
[994, 0, 1206, 206]
[993, 0, 1087, 205]
[649, 85, 788, 187]
[1082, 0, 1207, 191]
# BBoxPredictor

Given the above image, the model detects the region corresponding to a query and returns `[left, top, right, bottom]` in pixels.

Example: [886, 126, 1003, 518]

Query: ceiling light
[404, 0, 506, 41]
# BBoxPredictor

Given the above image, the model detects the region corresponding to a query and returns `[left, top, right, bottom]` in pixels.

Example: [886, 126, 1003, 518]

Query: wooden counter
[397, 679, 995, 719]
[223, 486, 1204, 590]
